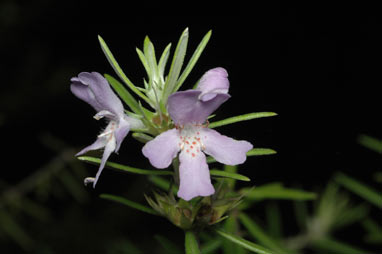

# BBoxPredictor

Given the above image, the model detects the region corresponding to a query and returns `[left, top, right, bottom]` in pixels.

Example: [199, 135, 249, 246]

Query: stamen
[84, 177, 95, 186]
[98, 130, 113, 138]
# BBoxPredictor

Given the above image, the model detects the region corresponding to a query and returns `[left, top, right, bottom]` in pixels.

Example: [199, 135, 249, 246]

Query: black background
[1, 1, 381, 253]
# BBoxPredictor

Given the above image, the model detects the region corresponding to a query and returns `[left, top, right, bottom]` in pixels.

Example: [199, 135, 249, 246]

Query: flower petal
[177, 151, 215, 201]
[71, 76, 102, 112]
[71, 72, 124, 117]
[142, 129, 180, 168]
[201, 128, 253, 165]
[168, 90, 230, 125]
[92, 135, 116, 187]
[114, 117, 130, 153]
[197, 67, 229, 101]
[75, 137, 107, 157]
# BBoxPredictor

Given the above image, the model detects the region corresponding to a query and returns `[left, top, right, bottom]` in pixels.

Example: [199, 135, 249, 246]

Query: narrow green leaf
[207, 148, 276, 163]
[313, 237, 371, 254]
[210, 169, 250, 182]
[362, 219, 382, 243]
[135, 101, 157, 133]
[0, 209, 32, 249]
[12, 197, 51, 222]
[148, 175, 178, 194]
[239, 214, 288, 254]
[335, 172, 382, 208]
[162, 28, 189, 104]
[247, 148, 277, 156]
[98, 35, 152, 105]
[77, 156, 173, 176]
[333, 203, 369, 229]
[185, 231, 201, 254]
[143, 36, 158, 80]
[58, 169, 88, 203]
[108, 239, 143, 254]
[374, 171, 382, 183]
[216, 230, 277, 254]
[158, 43, 172, 81]
[222, 216, 246, 254]
[136, 48, 151, 77]
[209, 112, 277, 128]
[241, 183, 317, 202]
[266, 202, 282, 239]
[357, 134, 382, 153]
[154, 234, 182, 254]
[201, 238, 222, 254]
[362, 218, 382, 235]
[293, 200, 308, 230]
[105, 74, 141, 114]
[100, 193, 159, 215]
[175, 30, 212, 92]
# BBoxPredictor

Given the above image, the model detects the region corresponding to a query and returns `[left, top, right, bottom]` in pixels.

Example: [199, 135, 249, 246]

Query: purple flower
[71, 72, 142, 187]
[142, 68, 253, 201]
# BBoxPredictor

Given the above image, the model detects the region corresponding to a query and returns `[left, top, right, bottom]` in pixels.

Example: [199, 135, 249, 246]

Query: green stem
[185, 231, 201, 254]
[172, 157, 180, 186]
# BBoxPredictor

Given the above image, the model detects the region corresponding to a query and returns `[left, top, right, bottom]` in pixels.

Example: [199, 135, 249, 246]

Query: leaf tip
[183, 27, 189, 36]
[77, 156, 86, 161]
[97, 34, 105, 43]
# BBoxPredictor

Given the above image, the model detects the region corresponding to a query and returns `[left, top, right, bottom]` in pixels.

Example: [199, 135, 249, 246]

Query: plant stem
[172, 157, 180, 186]
[185, 230, 201, 254]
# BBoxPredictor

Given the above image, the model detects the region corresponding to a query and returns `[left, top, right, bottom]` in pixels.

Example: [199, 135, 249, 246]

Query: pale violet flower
[71, 72, 143, 187]
[142, 68, 253, 201]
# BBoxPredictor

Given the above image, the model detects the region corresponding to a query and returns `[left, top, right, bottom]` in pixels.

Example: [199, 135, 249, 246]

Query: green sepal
[100, 193, 159, 215]
[209, 112, 277, 129]
[77, 156, 173, 176]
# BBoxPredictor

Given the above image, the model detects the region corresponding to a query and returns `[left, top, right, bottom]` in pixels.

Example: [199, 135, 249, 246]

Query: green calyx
[144, 183, 243, 230]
